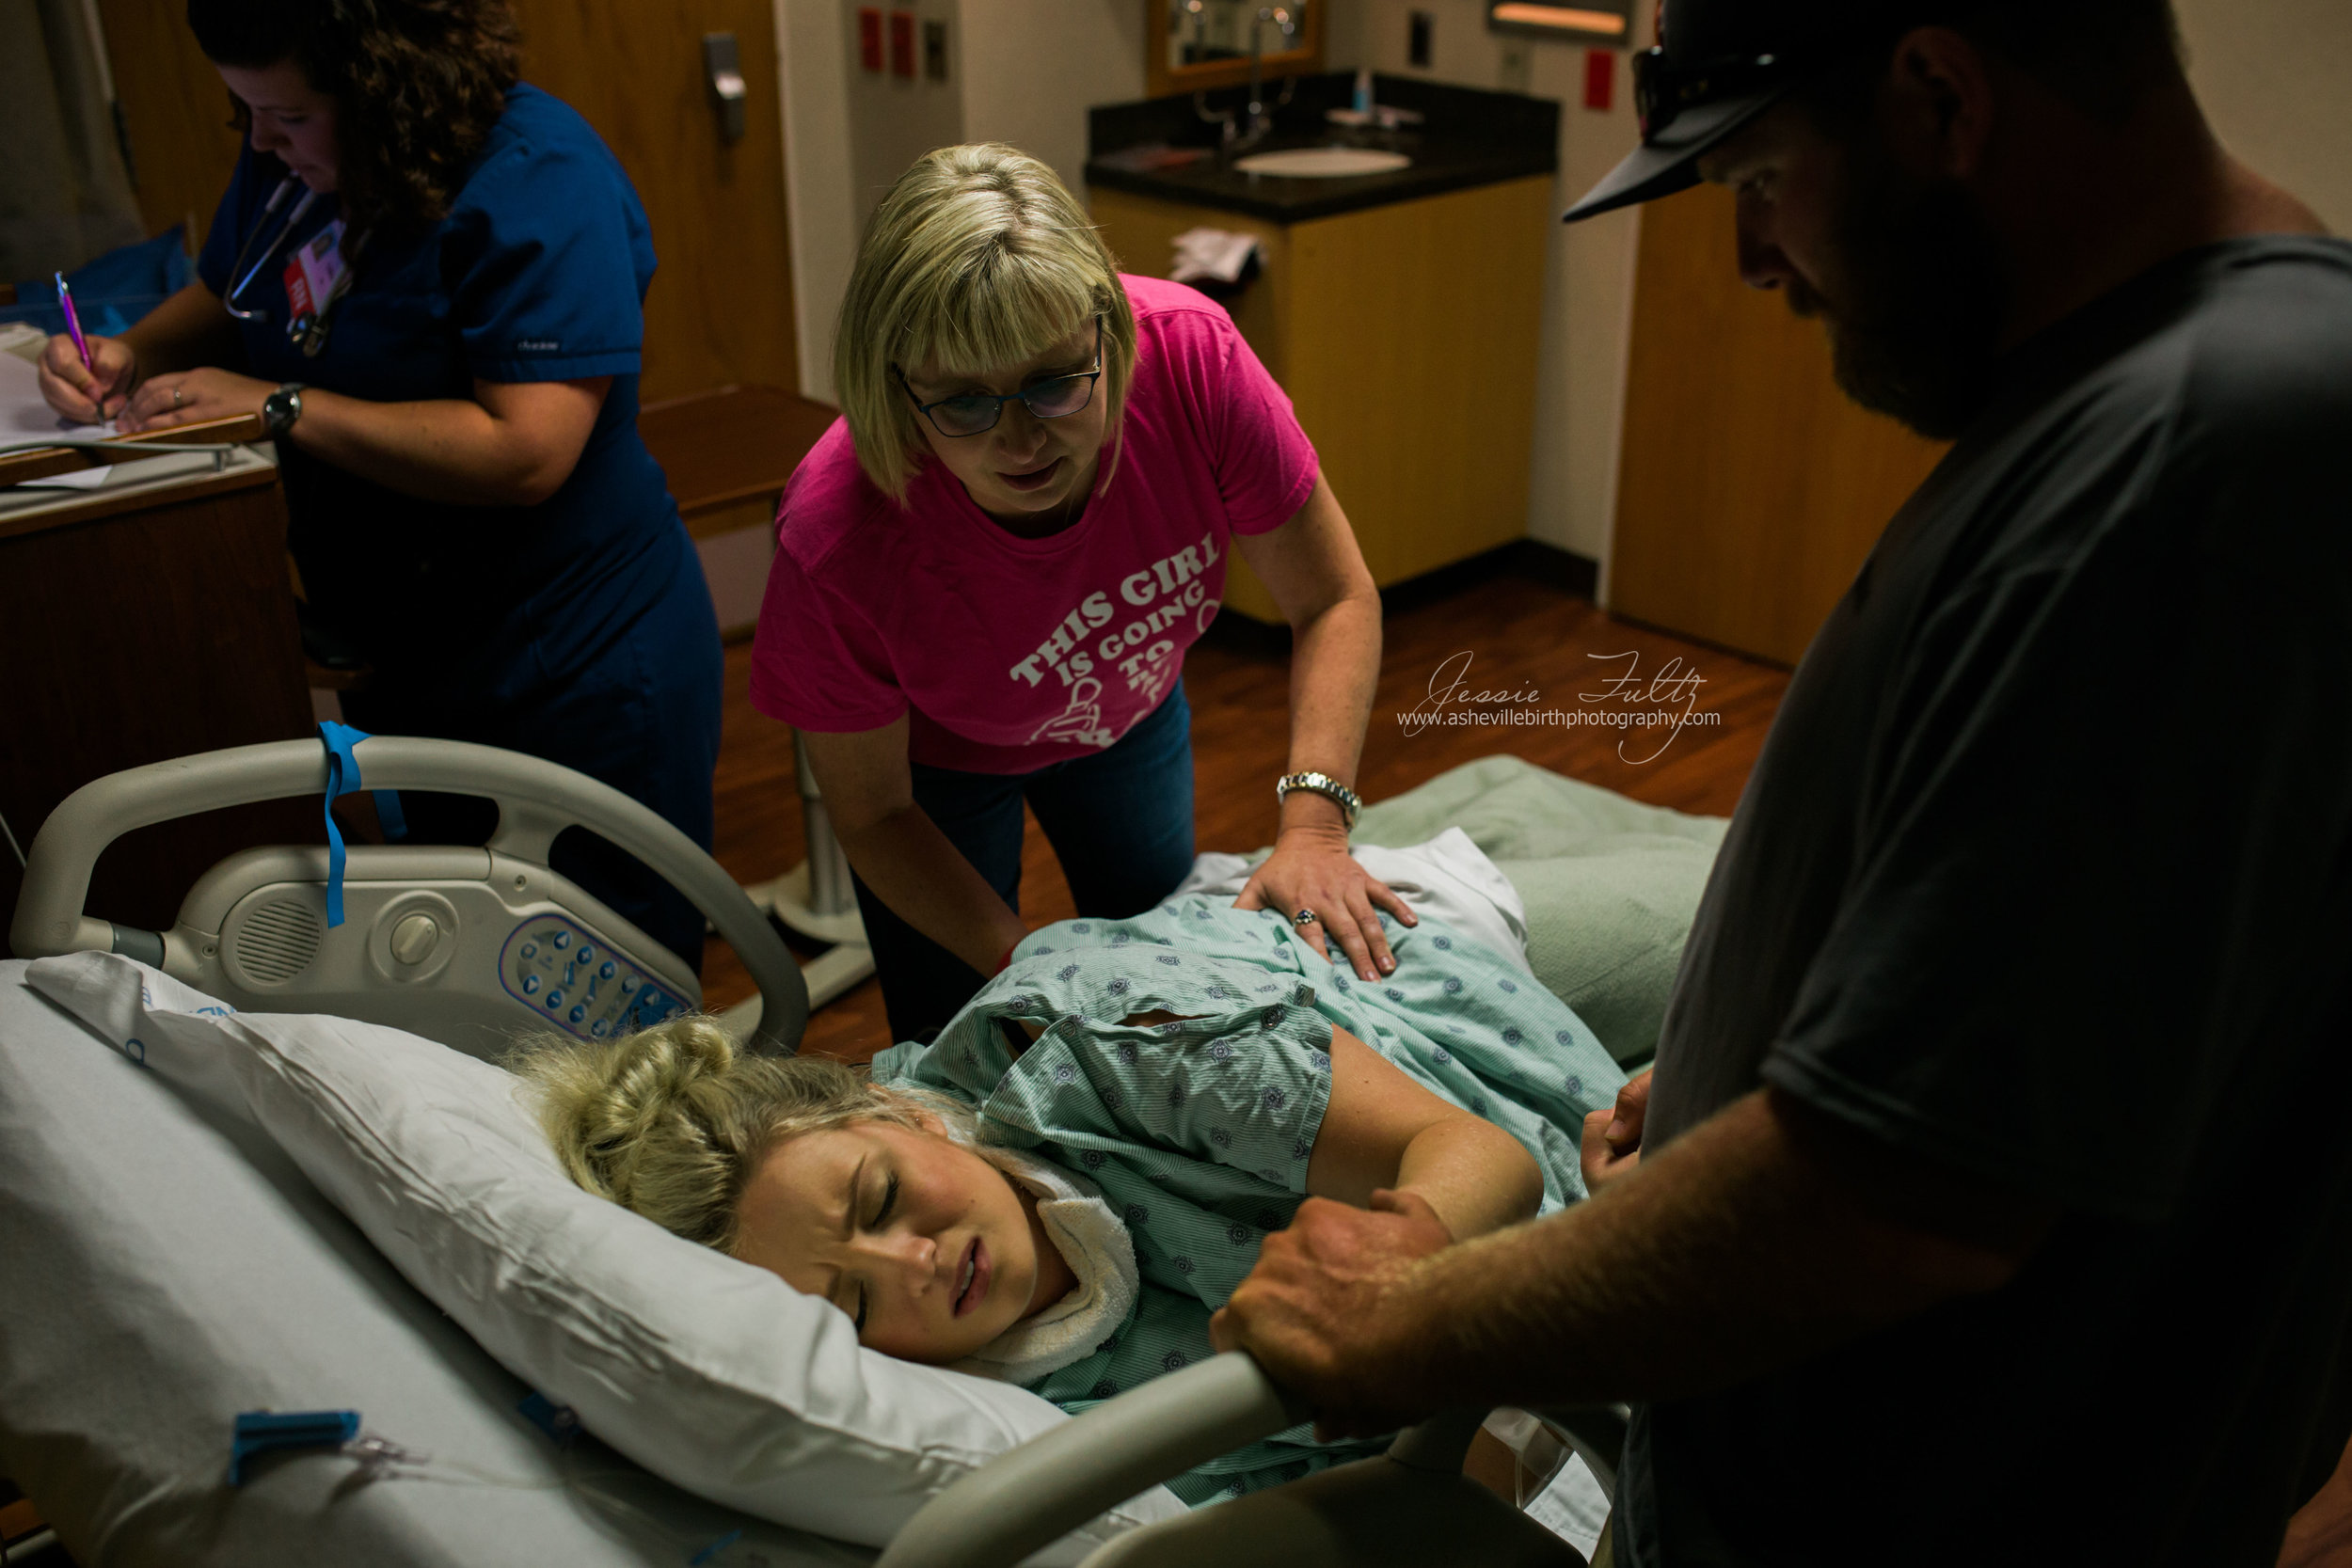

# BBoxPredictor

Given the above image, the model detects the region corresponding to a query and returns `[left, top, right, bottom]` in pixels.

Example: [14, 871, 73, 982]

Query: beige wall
[1327, 0, 1654, 577]
[774, 0, 1144, 403]
[961, 0, 1145, 195]
[2177, 0, 2352, 233]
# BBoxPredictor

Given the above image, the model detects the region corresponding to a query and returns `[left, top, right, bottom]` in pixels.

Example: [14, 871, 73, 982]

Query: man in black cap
[1213, 2, 2352, 1561]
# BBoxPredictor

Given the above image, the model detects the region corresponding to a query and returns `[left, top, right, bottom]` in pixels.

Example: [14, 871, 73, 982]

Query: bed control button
[389, 913, 440, 965]
[547, 989, 564, 1008]
[620, 976, 638, 994]
[522, 974, 541, 995]
[520, 942, 539, 959]
[600, 961, 615, 980]
[568, 1006, 586, 1023]
[577, 944, 595, 965]
[591, 1021, 609, 1037]
[551, 931, 571, 950]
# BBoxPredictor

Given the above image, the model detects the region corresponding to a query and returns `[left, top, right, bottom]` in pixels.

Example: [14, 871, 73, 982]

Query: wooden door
[506, 0, 797, 400]
[1610, 183, 1946, 666]
[95, 0, 799, 402]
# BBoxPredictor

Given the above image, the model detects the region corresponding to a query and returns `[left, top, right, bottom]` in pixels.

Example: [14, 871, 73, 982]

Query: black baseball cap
[1562, 0, 1926, 223]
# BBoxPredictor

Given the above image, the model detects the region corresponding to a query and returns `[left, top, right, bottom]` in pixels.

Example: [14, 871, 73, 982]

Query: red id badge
[282, 220, 346, 323]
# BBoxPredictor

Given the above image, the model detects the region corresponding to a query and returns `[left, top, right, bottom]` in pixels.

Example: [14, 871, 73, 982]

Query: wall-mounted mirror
[1146, 0, 1325, 99]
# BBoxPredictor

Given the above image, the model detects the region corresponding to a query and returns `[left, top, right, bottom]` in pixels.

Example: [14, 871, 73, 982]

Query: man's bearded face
[1789, 133, 2010, 440]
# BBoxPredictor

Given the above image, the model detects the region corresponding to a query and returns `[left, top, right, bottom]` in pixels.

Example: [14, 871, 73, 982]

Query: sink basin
[1231, 147, 1413, 179]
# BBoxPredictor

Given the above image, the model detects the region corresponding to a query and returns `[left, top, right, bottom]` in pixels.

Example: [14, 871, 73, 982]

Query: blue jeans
[853, 682, 1198, 1043]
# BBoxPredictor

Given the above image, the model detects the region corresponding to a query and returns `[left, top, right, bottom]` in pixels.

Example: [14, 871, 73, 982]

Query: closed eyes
[850, 1171, 901, 1335]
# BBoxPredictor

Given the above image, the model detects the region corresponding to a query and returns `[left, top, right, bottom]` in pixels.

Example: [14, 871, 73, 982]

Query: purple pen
[55, 272, 93, 374]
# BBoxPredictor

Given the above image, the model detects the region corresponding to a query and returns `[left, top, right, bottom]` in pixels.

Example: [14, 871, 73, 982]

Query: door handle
[703, 32, 747, 143]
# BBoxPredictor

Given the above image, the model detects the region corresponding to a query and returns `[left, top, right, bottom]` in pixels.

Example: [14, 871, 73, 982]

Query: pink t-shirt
[749, 275, 1317, 774]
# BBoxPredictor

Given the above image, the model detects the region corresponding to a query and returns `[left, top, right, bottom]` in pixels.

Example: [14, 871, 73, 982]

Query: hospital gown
[868, 894, 1628, 1503]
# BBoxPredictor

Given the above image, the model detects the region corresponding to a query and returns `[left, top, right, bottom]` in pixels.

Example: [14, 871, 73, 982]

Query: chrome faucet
[1239, 7, 1296, 149]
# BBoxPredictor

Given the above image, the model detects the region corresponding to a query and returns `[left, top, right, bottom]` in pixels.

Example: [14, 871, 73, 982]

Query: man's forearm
[1344, 1090, 2042, 1414]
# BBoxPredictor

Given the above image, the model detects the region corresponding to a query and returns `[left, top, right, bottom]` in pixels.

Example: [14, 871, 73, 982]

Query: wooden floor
[698, 567, 1788, 1062]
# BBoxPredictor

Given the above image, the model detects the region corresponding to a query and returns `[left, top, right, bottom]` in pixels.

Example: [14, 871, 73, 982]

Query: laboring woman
[754, 143, 1403, 1042]
[37, 0, 720, 968]
[522, 871, 1629, 1502]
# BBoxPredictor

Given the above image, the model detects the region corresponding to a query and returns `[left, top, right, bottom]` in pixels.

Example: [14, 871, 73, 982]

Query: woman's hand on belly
[1234, 821, 1413, 983]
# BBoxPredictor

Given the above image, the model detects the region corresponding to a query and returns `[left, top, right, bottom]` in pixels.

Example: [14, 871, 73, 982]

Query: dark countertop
[1085, 74, 1558, 224]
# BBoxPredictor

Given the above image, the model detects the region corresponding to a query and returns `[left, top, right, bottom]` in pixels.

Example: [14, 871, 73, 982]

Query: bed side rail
[8, 736, 808, 1052]
[878, 1352, 1301, 1568]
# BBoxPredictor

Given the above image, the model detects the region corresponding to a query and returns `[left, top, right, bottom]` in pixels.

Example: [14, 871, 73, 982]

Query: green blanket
[1270, 756, 1728, 1066]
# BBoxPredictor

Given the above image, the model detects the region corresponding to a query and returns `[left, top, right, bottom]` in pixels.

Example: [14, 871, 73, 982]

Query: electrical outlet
[1408, 9, 1434, 68]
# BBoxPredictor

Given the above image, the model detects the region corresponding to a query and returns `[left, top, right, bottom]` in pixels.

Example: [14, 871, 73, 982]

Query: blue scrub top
[197, 84, 691, 704]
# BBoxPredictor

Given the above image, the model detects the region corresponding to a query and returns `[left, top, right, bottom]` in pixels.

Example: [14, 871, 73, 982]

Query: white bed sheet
[0, 960, 866, 1568]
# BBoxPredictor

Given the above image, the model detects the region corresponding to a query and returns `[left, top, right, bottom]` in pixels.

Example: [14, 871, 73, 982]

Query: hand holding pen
[36, 277, 138, 425]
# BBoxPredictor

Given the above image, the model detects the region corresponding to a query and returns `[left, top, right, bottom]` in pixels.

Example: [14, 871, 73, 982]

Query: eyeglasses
[898, 320, 1104, 438]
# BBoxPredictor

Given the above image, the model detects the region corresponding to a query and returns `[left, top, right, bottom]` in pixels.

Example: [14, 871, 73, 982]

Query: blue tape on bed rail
[318, 721, 406, 924]
[230, 1408, 360, 1485]
[516, 1391, 580, 1448]
[689, 1529, 743, 1565]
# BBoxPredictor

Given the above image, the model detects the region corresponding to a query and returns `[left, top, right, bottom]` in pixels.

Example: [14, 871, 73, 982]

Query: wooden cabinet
[0, 437, 317, 936]
[1610, 184, 1947, 666]
[1091, 175, 1553, 622]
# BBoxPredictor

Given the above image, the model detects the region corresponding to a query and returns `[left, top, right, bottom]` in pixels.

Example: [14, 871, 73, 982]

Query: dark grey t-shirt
[1621, 238, 2352, 1567]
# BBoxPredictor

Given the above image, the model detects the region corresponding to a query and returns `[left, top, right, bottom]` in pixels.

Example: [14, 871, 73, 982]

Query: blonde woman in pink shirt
[752, 143, 1408, 1042]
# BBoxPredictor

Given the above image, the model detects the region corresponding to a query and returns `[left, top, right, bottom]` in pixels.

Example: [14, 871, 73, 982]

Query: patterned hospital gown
[867, 894, 1627, 1505]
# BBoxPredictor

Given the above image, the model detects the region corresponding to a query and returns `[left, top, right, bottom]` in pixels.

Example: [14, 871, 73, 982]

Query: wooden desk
[1, 415, 317, 938]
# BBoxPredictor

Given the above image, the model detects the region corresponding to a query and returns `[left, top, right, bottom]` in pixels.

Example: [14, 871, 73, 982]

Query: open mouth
[953, 1237, 988, 1317]
[998, 458, 1063, 493]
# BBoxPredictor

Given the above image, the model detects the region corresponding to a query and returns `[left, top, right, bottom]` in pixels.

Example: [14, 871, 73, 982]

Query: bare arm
[1306, 1025, 1542, 1243]
[799, 716, 1029, 977]
[1215, 1085, 2055, 1432]
[112, 365, 609, 508]
[1232, 474, 1414, 981]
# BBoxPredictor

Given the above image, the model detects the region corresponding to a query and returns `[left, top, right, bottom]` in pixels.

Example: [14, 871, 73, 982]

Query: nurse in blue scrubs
[38, 0, 721, 969]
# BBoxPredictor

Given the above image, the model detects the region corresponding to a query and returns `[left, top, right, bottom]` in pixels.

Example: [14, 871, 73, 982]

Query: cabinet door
[1610, 183, 1946, 666]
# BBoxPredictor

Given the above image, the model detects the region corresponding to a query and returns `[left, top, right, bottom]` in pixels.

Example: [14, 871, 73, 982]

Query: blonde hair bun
[512, 1018, 962, 1255]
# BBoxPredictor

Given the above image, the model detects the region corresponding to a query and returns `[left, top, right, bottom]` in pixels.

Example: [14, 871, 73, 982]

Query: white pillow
[25, 952, 1184, 1559]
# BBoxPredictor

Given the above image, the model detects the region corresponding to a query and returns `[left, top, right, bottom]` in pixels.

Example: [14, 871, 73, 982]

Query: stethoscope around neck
[221, 175, 367, 355]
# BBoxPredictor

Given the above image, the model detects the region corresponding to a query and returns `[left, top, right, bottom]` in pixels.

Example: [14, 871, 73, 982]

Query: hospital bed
[4, 736, 1686, 1566]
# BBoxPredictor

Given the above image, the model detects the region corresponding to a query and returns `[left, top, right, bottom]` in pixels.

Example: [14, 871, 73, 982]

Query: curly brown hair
[188, 0, 522, 236]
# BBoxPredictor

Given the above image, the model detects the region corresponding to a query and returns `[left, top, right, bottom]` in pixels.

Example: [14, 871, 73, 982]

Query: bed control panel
[498, 915, 687, 1041]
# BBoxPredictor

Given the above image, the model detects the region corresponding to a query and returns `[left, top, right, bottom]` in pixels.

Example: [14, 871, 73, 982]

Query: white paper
[0, 321, 117, 438]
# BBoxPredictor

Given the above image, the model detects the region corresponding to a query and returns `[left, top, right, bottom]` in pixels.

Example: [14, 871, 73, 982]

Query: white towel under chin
[952, 1143, 1140, 1386]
